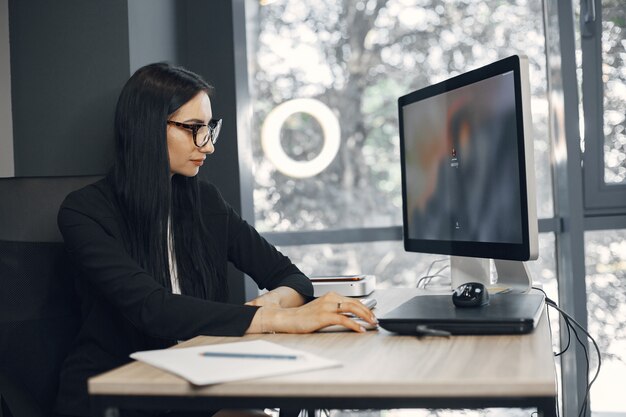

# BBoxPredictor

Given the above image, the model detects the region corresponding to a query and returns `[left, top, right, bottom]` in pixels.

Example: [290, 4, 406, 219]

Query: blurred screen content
[403, 71, 523, 244]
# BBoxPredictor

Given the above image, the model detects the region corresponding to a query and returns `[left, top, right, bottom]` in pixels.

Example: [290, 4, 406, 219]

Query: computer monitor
[398, 55, 538, 292]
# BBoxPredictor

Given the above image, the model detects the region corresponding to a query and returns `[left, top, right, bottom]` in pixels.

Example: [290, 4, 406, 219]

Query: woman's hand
[247, 292, 378, 334]
[245, 286, 306, 309]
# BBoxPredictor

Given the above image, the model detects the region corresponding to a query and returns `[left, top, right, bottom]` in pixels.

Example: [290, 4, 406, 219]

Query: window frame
[261, 220, 561, 248]
[580, 0, 626, 212]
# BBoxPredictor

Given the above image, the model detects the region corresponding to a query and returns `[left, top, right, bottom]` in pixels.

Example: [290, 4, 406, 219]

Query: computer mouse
[452, 282, 490, 308]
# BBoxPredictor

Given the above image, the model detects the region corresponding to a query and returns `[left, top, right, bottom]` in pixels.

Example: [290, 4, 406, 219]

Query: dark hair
[109, 62, 227, 301]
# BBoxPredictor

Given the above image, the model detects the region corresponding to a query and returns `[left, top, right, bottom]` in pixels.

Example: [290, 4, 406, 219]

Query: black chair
[0, 176, 102, 417]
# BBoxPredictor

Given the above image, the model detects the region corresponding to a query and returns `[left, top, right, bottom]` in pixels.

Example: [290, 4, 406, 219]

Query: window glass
[249, 0, 553, 234]
[601, 1, 626, 184]
[278, 233, 556, 291]
[585, 229, 626, 414]
[573, 4, 585, 152]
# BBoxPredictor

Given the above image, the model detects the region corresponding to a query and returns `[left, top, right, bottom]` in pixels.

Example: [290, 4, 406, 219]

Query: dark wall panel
[9, 0, 130, 177]
[179, 0, 253, 302]
[179, 0, 241, 207]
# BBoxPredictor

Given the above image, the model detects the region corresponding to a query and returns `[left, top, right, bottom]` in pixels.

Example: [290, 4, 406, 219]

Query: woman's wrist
[257, 307, 267, 334]
[261, 307, 279, 334]
[247, 306, 285, 334]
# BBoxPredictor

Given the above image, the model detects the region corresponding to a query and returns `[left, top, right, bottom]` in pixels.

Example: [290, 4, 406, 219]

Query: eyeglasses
[166, 118, 222, 147]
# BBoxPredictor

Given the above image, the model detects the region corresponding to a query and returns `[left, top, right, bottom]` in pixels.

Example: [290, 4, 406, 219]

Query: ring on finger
[337, 302, 342, 313]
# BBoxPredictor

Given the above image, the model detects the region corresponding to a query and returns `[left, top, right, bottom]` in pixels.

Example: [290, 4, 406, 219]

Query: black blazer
[54, 178, 313, 416]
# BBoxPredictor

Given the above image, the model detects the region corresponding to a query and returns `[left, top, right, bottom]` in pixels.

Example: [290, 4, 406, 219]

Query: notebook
[130, 340, 341, 385]
[378, 292, 545, 335]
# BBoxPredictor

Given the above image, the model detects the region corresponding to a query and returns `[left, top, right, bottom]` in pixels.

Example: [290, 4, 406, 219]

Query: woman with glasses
[54, 63, 377, 417]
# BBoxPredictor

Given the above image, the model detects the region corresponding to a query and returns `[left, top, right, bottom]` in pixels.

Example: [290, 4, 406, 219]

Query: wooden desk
[89, 288, 558, 416]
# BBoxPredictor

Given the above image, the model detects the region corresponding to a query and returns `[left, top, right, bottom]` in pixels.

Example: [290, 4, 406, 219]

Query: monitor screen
[398, 55, 537, 261]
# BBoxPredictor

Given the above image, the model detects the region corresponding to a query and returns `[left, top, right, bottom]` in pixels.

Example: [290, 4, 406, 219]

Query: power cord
[532, 286, 601, 417]
[416, 265, 449, 288]
[416, 258, 450, 288]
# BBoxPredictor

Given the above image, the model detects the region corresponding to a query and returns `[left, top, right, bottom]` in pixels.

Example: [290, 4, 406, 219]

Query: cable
[425, 265, 449, 288]
[559, 314, 588, 417]
[531, 286, 601, 417]
[571, 319, 590, 417]
[425, 258, 447, 277]
[547, 301, 601, 417]
[416, 258, 448, 288]
[554, 316, 572, 357]
[417, 262, 449, 288]
[532, 287, 572, 356]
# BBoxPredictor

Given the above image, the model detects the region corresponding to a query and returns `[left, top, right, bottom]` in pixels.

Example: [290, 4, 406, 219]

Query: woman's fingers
[323, 294, 377, 325]
[309, 294, 378, 333]
[334, 314, 367, 333]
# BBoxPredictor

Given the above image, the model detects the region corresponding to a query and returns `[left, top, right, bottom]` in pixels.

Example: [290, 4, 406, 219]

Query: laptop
[378, 293, 545, 335]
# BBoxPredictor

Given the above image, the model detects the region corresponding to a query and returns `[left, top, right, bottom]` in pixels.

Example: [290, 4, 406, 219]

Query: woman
[54, 63, 377, 417]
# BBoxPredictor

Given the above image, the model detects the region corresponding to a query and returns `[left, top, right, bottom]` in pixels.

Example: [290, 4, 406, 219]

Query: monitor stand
[450, 256, 531, 293]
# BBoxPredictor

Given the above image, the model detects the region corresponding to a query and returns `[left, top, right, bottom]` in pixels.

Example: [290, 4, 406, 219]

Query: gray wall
[8, 0, 129, 177]
[128, 0, 179, 73]
[0, 0, 14, 178]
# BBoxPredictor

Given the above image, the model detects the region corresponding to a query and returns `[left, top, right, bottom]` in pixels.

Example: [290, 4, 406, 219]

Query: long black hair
[109, 62, 227, 301]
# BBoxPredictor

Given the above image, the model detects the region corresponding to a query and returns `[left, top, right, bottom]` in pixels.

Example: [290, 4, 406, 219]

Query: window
[248, 1, 555, 278]
[573, 2, 626, 411]
[585, 229, 626, 415]
[600, 3, 626, 185]
[579, 0, 626, 209]
[241, 1, 617, 415]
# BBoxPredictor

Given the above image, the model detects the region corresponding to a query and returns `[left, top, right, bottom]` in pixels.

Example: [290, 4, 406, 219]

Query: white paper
[130, 340, 341, 386]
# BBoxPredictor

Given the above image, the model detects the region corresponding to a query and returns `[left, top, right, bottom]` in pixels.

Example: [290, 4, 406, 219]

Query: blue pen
[200, 352, 298, 360]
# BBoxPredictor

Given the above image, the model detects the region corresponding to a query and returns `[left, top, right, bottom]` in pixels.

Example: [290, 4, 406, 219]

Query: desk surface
[89, 288, 557, 402]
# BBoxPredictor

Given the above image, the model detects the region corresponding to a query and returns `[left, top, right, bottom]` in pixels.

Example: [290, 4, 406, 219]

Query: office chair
[0, 175, 102, 417]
